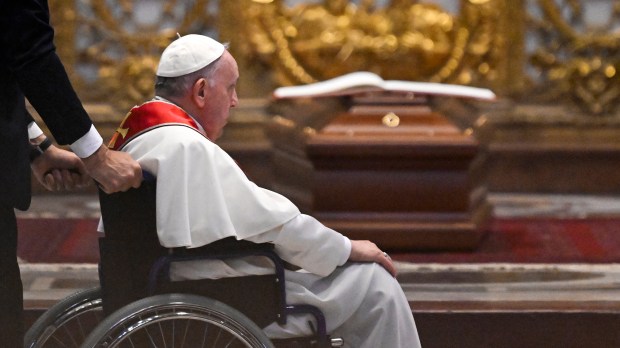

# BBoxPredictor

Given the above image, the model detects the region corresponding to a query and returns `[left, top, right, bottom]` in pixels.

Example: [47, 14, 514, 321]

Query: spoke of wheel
[75, 314, 88, 341]
[180, 319, 190, 347]
[171, 315, 175, 347]
[213, 327, 223, 346]
[75, 317, 84, 341]
[224, 336, 237, 348]
[146, 325, 158, 348]
[158, 318, 167, 347]
[61, 323, 79, 347]
[201, 322, 209, 347]
[126, 323, 137, 348]
[51, 334, 70, 348]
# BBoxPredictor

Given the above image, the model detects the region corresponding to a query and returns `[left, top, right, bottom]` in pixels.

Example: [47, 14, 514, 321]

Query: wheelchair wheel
[24, 286, 104, 348]
[81, 293, 274, 348]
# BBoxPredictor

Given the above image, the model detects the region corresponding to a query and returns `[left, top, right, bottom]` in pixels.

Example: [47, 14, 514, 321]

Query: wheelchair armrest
[147, 239, 288, 322]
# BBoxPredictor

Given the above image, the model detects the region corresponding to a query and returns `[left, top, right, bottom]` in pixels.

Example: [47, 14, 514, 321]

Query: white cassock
[114, 124, 421, 348]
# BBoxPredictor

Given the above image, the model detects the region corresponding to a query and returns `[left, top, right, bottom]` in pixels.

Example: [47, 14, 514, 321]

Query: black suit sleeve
[25, 110, 35, 127]
[4, 0, 93, 145]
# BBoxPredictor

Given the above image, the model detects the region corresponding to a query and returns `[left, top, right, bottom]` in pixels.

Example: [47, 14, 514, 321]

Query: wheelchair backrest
[98, 175, 167, 315]
[97, 174, 283, 327]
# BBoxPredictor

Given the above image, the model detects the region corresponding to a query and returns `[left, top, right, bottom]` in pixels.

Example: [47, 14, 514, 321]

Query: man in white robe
[107, 34, 422, 348]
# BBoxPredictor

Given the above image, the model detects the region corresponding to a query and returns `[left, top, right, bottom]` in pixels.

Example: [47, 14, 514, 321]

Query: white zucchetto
[156, 34, 225, 78]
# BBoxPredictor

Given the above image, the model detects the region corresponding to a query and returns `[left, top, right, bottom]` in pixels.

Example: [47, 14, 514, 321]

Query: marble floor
[20, 260, 620, 313]
[16, 193, 620, 312]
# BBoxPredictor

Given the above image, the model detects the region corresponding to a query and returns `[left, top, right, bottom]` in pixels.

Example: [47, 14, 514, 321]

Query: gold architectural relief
[239, 0, 506, 91]
[50, 0, 217, 113]
[50, 1, 517, 108]
[528, 0, 620, 116]
[47, 1, 620, 118]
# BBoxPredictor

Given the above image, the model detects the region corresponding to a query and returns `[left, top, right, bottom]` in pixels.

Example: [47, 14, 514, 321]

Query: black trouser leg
[0, 207, 24, 348]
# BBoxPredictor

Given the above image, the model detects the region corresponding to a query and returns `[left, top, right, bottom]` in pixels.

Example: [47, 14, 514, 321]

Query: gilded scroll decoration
[52, 0, 217, 112]
[528, 0, 620, 116]
[239, 0, 504, 89]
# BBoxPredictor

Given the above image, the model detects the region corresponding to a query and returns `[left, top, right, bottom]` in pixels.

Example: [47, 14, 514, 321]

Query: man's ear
[192, 78, 207, 107]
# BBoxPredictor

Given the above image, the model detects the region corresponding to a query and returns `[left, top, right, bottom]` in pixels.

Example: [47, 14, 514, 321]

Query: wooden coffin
[267, 95, 489, 251]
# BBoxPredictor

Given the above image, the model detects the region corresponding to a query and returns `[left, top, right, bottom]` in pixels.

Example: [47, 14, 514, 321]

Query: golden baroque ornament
[52, 0, 218, 112]
[238, 0, 503, 88]
[529, 0, 620, 116]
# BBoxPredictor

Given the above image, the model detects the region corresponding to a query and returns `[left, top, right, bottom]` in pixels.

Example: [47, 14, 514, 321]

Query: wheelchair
[25, 174, 343, 348]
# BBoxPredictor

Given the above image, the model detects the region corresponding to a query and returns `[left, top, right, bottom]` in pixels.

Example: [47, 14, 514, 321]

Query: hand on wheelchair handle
[83, 146, 143, 193]
[349, 240, 397, 277]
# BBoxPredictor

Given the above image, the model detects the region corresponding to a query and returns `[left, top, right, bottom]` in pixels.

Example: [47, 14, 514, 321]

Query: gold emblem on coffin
[382, 112, 400, 128]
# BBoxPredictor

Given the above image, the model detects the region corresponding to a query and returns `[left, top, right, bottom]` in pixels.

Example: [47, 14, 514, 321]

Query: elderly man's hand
[82, 145, 142, 193]
[31, 145, 91, 191]
[349, 240, 397, 277]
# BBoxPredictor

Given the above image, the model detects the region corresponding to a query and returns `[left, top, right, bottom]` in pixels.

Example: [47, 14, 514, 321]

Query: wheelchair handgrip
[142, 170, 156, 183]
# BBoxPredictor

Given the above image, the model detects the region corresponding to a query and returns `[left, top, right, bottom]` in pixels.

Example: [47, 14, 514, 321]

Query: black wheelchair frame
[24, 174, 342, 348]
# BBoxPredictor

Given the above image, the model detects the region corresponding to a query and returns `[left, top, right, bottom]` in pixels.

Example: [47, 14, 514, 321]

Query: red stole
[108, 100, 206, 150]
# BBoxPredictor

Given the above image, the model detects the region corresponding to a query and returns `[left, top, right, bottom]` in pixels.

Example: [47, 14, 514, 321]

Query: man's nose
[231, 91, 238, 107]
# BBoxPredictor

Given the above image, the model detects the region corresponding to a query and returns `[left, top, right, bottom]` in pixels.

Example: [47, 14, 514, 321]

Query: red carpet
[18, 218, 100, 264]
[393, 217, 620, 263]
[16, 217, 620, 264]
